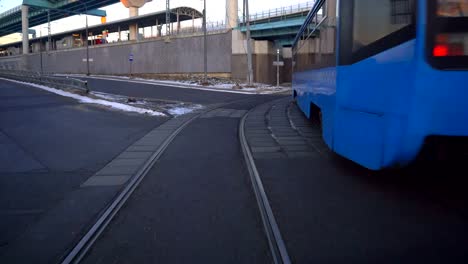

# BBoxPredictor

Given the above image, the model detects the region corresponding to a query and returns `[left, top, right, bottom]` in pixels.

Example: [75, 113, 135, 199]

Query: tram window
[351, 0, 415, 62]
[353, 0, 413, 51]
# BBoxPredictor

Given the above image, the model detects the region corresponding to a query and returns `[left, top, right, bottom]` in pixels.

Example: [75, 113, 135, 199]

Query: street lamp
[203, 0, 207, 83]
[244, 0, 253, 85]
[276, 49, 280, 87]
[77, 0, 90, 76]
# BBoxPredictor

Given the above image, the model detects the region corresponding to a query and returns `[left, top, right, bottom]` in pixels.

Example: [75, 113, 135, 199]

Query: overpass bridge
[0, 0, 172, 54]
[0, 0, 112, 36]
[0, 7, 202, 55]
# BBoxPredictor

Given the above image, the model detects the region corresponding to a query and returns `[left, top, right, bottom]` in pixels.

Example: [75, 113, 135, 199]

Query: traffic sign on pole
[129, 53, 134, 78]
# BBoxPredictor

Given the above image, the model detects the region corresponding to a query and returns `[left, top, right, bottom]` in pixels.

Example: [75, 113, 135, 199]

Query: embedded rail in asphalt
[62, 95, 281, 263]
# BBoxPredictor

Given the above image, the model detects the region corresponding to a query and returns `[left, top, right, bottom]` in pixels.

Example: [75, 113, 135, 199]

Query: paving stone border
[81, 114, 197, 187]
[244, 97, 328, 160]
[200, 108, 248, 118]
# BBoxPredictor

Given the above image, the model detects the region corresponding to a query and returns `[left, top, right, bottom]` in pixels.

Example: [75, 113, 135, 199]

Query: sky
[0, 0, 312, 44]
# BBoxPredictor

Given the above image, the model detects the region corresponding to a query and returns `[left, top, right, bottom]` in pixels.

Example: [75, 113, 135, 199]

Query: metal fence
[0, 70, 89, 93]
[175, 20, 228, 36]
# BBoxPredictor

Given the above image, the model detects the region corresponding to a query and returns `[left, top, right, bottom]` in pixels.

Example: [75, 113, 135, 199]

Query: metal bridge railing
[0, 70, 89, 93]
[0, 6, 21, 20]
[240, 1, 315, 24]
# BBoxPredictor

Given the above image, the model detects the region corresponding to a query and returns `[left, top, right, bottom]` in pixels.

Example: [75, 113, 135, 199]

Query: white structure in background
[120, 0, 153, 40]
[226, 0, 239, 28]
[21, 5, 29, 54]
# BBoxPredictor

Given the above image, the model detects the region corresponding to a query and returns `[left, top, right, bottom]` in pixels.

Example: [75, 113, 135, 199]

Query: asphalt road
[0, 79, 167, 261]
[3, 75, 467, 264]
[81, 77, 251, 105]
[0, 77, 264, 263]
[81, 97, 280, 264]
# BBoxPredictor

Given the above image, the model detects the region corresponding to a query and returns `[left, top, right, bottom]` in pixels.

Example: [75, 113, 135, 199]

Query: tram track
[60, 95, 281, 264]
[61, 109, 199, 264]
[239, 99, 292, 264]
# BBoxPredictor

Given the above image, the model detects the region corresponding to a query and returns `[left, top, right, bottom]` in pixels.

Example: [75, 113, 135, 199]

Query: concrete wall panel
[0, 32, 232, 75]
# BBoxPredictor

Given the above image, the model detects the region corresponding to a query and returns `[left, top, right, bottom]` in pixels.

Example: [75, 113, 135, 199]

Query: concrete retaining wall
[1, 30, 292, 85]
[231, 31, 291, 85]
[0, 32, 232, 76]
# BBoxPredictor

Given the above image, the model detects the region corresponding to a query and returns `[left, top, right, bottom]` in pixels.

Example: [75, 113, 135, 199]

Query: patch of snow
[0, 78, 165, 116]
[167, 104, 203, 116]
[91, 91, 127, 101]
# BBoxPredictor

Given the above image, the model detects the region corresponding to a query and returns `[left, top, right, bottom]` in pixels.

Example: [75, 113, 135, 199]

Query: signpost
[129, 53, 134, 78]
[274, 49, 284, 88]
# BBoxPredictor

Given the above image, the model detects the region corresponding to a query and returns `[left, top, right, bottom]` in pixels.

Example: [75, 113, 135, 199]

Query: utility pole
[166, 0, 170, 35]
[81, 1, 90, 76]
[242, 0, 246, 24]
[203, 0, 207, 82]
[276, 49, 280, 87]
[76, 0, 90, 75]
[47, 10, 51, 52]
[85, 13, 89, 76]
[244, 0, 253, 85]
[40, 29, 43, 74]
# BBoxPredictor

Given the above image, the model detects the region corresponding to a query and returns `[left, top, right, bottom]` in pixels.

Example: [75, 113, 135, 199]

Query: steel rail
[60, 94, 263, 263]
[239, 103, 292, 264]
[61, 112, 199, 264]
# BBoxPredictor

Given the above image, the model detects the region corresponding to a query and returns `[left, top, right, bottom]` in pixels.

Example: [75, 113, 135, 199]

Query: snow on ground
[0, 78, 165, 116]
[167, 104, 204, 116]
[91, 91, 128, 101]
[91, 91, 204, 117]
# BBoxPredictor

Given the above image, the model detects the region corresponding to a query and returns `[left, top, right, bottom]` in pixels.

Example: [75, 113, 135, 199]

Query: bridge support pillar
[21, 5, 29, 55]
[176, 10, 180, 34]
[226, 0, 238, 28]
[129, 7, 138, 41]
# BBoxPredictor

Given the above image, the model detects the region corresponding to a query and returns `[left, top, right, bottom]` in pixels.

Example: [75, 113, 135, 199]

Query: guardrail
[0, 70, 89, 93]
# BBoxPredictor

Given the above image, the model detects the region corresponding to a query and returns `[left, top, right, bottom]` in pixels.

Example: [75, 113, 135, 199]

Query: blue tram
[292, 0, 468, 170]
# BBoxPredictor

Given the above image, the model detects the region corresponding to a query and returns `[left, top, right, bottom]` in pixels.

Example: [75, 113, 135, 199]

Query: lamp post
[203, 0, 207, 82]
[83, 2, 90, 76]
[244, 0, 253, 85]
[47, 10, 51, 52]
[40, 29, 43, 74]
[77, 0, 90, 76]
[85, 10, 89, 76]
[276, 49, 280, 88]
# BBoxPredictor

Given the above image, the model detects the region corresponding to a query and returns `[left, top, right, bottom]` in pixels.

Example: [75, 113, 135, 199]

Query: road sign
[273, 61, 284, 66]
[129, 54, 134, 62]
